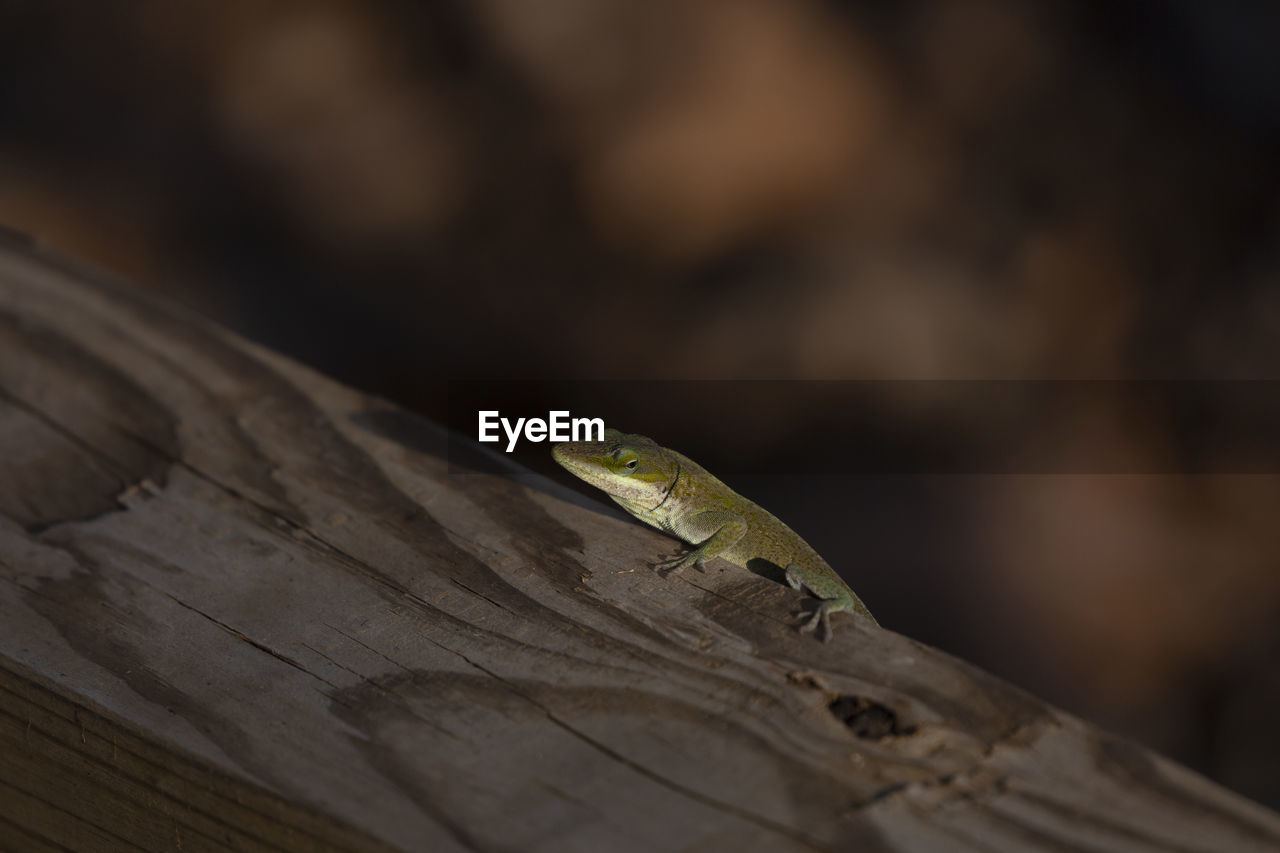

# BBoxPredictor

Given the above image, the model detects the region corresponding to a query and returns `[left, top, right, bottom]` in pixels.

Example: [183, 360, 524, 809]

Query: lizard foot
[797, 595, 875, 642]
[796, 599, 838, 643]
[654, 547, 703, 578]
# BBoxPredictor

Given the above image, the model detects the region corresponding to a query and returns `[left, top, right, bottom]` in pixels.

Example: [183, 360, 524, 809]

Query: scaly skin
[552, 429, 876, 640]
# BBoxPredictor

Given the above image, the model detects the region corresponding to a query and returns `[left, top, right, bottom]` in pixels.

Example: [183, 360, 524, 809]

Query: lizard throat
[649, 460, 680, 513]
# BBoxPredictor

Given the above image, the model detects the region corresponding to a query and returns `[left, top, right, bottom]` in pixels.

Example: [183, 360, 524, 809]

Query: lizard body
[552, 429, 876, 640]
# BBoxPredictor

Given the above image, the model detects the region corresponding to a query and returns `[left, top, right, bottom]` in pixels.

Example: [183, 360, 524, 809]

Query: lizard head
[552, 429, 680, 512]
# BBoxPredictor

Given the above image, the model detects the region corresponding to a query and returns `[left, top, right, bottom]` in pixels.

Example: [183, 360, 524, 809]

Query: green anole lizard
[552, 429, 876, 640]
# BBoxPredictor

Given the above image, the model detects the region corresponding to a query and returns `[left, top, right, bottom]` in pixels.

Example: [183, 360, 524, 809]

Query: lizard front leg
[656, 510, 748, 575]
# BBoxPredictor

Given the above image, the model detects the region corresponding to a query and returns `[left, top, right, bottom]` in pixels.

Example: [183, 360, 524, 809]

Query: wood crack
[161, 592, 348, 698]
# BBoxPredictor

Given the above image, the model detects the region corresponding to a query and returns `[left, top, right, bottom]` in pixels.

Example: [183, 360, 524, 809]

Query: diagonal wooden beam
[1, 230, 1278, 851]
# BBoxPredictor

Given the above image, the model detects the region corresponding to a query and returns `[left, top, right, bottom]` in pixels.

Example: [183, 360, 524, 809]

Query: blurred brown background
[3, 0, 1279, 809]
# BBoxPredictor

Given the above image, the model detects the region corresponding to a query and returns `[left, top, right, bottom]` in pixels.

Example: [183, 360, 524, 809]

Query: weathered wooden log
[0, 228, 1277, 852]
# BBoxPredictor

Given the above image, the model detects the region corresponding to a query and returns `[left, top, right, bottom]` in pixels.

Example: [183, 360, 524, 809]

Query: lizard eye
[624, 459, 638, 470]
[614, 451, 640, 474]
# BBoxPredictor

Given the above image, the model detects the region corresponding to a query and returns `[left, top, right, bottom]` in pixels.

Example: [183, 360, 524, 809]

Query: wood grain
[0, 229, 1278, 851]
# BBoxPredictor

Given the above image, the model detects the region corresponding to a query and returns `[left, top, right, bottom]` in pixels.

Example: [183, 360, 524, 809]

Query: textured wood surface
[1, 230, 1278, 852]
